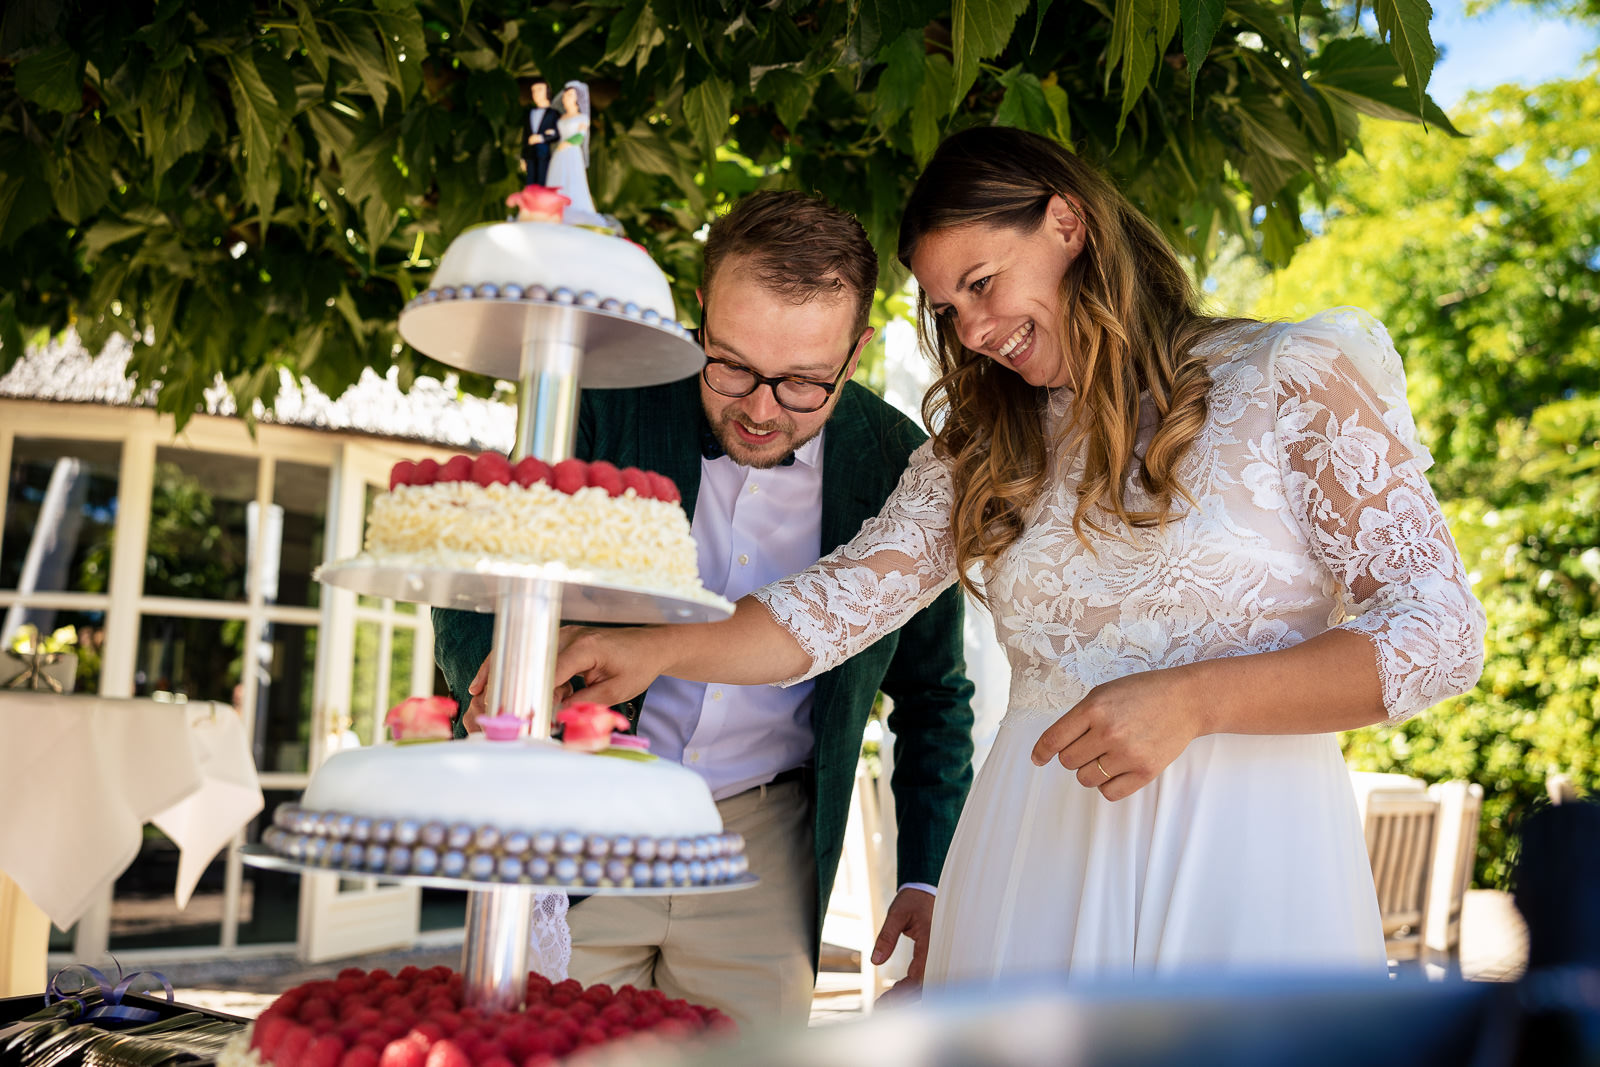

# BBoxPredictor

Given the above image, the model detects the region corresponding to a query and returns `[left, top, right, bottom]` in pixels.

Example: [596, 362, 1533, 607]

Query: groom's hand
[871, 887, 935, 984]
[464, 653, 493, 733]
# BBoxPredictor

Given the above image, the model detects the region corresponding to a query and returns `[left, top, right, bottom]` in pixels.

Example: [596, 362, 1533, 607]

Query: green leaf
[1041, 74, 1072, 145]
[51, 123, 112, 225]
[1309, 37, 1461, 135]
[15, 41, 84, 113]
[143, 66, 223, 183]
[674, 0, 711, 63]
[1106, 0, 1178, 136]
[1032, 0, 1058, 51]
[1178, 0, 1224, 107]
[1372, 0, 1436, 116]
[857, 0, 942, 58]
[950, 0, 1031, 109]
[225, 47, 296, 216]
[759, 70, 816, 133]
[604, 0, 664, 72]
[82, 217, 151, 259]
[323, 12, 397, 111]
[874, 29, 925, 130]
[294, 0, 332, 81]
[0, 138, 56, 248]
[995, 67, 1057, 140]
[913, 53, 955, 164]
[683, 76, 733, 168]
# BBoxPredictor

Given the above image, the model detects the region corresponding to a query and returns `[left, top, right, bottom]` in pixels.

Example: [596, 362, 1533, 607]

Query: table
[0, 695, 263, 994]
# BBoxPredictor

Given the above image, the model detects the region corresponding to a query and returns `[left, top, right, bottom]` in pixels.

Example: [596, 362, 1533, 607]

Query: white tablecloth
[0, 695, 264, 929]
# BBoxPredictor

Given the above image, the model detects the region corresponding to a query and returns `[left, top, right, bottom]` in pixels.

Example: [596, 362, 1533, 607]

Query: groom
[433, 191, 974, 1027]
[519, 77, 560, 187]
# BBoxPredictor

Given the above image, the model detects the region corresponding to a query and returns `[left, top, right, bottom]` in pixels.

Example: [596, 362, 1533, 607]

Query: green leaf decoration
[759, 70, 817, 133]
[683, 76, 733, 169]
[951, 0, 1031, 110]
[1178, 0, 1225, 107]
[1373, 0, 1436, 116]
[14, 41, 83, 114]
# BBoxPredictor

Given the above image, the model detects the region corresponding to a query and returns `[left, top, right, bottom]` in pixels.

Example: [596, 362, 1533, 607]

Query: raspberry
[388, 461, 416, 490]
[481, 1058, 516, 1067]
[340, 1048, 381, 1067]
[397, 966, 422, 981]
[522, 1057, 560, 1067]
[277, 1024, 315, 1066]
[551, 459, 587, 495]
[253, 1015, 291, 1057]
[585, 461, 625, 497]
[337, 968, 367, 980]
[423, 1039, 470, 1067]
[567, 1002, 595, 1023]
[439, 457, 473, 483]
[577, 1024, 608, 1047]
[303, 1035, 346, 1067]
[410, 1021, 445, 1044]
[412, 459, 440, 486]
[512, 456, 551, 488]
[472, 452, 513, 487]
[619, 468, 653, 498]
[378, 1036, 426, 1067]
[598, 1003, 633, 1026]
[580, 982, 613, 1004]
[646, 472, 680, 503]
[300, 997, 334, 1021]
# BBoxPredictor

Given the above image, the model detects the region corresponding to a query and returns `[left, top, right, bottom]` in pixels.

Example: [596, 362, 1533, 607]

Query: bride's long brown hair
[898, 127, 1249, 597]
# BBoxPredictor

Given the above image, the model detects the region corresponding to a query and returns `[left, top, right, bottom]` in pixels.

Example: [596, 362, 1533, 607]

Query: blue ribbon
[45, 963, 175, 1023]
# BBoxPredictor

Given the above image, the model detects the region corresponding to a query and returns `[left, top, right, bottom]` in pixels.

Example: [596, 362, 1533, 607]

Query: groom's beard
[712, 409, 822, 470]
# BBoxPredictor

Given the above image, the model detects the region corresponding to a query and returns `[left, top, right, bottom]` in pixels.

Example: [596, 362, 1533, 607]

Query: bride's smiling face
[909, 195, 1086, 390]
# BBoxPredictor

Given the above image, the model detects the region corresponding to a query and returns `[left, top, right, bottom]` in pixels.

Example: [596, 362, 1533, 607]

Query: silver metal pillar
[460, 886, 536, 1012]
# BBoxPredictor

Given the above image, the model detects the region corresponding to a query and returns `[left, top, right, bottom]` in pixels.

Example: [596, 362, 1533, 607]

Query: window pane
[271, 461, 329, 609]
[350, 620, 382, 745]
[146, 449, 256, 601]
[255, 622, 317, 774]
[1, 437, 120, 592]
[135, 615, 245, 704]
[238, 788, 301, 946]
[389, 625, 416, 708]
[0, 608, 107, 694]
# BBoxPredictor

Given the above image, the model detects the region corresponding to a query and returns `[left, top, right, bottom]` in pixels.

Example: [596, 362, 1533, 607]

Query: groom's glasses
[700, 306, 854, 414]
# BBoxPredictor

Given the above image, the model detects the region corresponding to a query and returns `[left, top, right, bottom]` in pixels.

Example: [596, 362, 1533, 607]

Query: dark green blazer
[432, 375, 975, 966]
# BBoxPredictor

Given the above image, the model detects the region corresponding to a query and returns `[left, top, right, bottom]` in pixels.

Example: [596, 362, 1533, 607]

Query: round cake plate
[316, 559, 734, 623]
[399, 300, 704, 387]
[240, 845, 759, 896]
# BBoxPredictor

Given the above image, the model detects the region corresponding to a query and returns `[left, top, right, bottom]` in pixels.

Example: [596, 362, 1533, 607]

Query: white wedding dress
[755, 309, 1486, 985]
[544, 116, 600, 226]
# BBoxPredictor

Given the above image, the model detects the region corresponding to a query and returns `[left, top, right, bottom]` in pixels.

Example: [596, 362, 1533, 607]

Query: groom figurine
[433, 191, 974, 1028]
[519, 78, 560, 187]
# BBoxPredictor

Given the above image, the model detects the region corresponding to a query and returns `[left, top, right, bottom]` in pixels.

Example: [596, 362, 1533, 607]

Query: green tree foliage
[0, 0, 1450, 426]
[1253, 75, 1600, 884]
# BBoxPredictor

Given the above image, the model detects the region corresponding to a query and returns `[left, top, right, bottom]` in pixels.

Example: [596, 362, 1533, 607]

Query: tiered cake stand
[242, 288, 748, 1013]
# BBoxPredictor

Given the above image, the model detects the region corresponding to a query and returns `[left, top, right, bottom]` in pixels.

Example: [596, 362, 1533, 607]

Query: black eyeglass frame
[698, 304, 857, 414]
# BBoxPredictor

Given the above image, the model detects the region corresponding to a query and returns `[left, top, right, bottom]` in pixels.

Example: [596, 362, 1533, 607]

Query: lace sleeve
[1272, 308, 1486, 722]
[753, 440, 960, 685]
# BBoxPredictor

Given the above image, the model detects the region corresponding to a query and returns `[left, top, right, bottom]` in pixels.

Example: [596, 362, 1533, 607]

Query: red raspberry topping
[389, 461, 417, 490]
[440, 456, 473, 483]
[551, 459, 587, 495]
[413, 459, 440, 486]
[586, 461, 625, 497]
[646, 471, 681, 503]
[512, 456, 551, 488]
[304, 1034, 348, 1067]
[472, 453, 513, 487]
[620, 467, 653, 498]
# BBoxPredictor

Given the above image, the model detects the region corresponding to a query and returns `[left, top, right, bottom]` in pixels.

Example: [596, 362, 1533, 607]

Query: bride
[550, 127, 1486, 989]
[544, 80, 603, 227]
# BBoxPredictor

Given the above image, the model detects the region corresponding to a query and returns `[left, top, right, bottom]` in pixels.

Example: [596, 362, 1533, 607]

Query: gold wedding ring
[1095, 758, 1111, 780]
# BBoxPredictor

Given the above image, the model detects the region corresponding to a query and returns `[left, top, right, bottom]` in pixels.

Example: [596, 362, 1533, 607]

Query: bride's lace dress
[755, 309, 1485, 982]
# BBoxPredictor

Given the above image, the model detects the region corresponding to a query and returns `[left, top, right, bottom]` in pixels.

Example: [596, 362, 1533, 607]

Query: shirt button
[689, 751, 701, 763]
[738, 554, 749, 566]
[711, 690, 723, 701]
[749, 484, 760, 494]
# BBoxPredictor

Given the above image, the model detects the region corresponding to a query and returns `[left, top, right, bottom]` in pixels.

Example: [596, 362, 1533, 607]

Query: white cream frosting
[359, 479, 723, 604]
[303, 737, 723, 838]
[428, 221, 675, 319]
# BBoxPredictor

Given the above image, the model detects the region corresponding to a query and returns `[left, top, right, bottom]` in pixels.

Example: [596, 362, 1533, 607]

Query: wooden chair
[1362, 789, 1440, 964]
[1422, 781, 1483, 959]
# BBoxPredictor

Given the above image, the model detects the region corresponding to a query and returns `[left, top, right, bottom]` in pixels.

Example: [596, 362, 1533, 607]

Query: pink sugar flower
[555, 703, 632, 753]
[506, 185, 571, 223]
[385, 695, 456, 741]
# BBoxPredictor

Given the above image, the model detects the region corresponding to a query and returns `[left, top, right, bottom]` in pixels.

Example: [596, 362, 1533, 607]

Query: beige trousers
[565, 778, 816, 1030]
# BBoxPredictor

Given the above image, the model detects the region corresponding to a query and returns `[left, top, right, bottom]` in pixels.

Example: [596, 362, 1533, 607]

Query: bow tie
[699, 422, 796, 466]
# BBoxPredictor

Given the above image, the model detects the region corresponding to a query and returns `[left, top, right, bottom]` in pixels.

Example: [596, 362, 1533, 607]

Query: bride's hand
[1029, 666, 1205, 801]
[553, 625, 674, 708]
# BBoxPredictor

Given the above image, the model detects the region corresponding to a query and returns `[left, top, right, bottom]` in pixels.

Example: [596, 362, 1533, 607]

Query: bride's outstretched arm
[551, 596, 810, 708]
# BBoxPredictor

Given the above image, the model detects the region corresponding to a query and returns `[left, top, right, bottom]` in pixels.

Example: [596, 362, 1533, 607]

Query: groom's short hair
[702, 191, 877, 336]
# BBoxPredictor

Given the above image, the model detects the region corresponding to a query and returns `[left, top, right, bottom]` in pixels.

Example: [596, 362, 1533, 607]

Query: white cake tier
[303, 736, 722, 838]
[427, 221, 675, 321]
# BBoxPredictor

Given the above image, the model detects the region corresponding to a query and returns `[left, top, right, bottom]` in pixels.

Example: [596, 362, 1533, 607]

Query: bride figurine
[545, 80, 605, 228]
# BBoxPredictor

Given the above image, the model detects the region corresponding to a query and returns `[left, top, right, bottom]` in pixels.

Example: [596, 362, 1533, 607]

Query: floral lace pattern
[754, 308, 1484, 724]
[528, 891, 571, 981]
